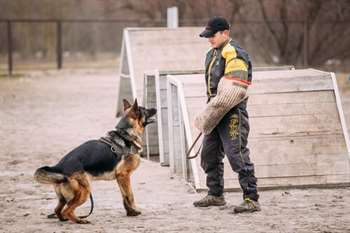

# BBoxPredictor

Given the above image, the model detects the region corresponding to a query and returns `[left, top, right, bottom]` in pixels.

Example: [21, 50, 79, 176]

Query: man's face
[208, 30, 229, 48]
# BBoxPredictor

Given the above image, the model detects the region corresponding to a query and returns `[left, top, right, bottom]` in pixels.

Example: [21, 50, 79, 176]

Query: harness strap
[99, 130, 141, 157]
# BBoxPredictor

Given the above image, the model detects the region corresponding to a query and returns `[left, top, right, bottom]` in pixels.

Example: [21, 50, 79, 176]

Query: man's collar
[216, 38, 232, 51]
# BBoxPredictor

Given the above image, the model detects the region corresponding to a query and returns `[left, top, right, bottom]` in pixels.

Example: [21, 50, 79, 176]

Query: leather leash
[186, 132, 203, 159]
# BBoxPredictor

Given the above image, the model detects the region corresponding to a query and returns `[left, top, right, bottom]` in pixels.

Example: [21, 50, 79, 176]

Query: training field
[0, 70, 350, 233]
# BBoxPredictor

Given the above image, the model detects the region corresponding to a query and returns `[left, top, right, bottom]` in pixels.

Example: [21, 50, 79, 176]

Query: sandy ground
[1, 69, 350, 233]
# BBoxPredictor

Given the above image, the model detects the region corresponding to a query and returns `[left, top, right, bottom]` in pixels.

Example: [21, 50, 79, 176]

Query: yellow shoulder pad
[222, 44, 247, 74]
[221, 43, 237, 61]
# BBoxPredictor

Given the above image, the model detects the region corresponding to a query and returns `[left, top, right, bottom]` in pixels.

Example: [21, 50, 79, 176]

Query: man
[193, 16, 260, 213]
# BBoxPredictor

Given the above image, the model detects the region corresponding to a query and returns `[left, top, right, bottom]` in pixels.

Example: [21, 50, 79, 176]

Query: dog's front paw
[127, 209, 141, 216]
[76, 219, 91, 224]
[47, 213, 57, 219]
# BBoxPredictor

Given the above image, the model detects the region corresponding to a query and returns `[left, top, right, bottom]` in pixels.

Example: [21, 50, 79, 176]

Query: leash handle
[186, 132, 202, 159]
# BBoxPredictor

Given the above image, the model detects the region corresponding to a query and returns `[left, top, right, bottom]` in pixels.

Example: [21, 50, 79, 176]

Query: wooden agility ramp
[166, 69, 350, 190]
[116, 27, 208, 114]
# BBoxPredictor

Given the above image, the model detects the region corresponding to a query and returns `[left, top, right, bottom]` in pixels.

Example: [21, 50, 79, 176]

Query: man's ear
[123, 99, 131, 111]
[223, 30, 230, 37]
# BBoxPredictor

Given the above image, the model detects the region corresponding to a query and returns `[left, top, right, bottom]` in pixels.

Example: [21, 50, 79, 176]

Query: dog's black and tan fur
[34, 99, 156, 224]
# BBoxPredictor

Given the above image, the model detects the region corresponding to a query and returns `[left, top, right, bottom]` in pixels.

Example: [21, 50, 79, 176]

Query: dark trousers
[200, 99, 259, 201]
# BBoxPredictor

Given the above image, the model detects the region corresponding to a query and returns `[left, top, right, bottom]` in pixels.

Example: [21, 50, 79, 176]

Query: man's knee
[200, 142, 224, 171]
[200, 155, 224, 173]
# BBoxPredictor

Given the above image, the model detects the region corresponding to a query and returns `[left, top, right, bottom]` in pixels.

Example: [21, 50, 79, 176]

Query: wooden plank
[167, 83, 178, 174]
[253, 65, 294, 71]
[254, 160, 350, 178]
[159, 74, 169, 89]
[249, 78, 332, 94]
[219, 174, 350, 191]
[331, 72, 350, 159]
[143, 74, 159, 158]
[185, 92, 338, 116]
[160, 107, 169, 161]
[248, 91, 335, 105]
[247, 101, 339, 117]
[173, 68, 329, 81]
[249, 134, 347, 164]
[178, 88, 205, 98]
[186, 111, 343, 138]
[249, 114, 342, 137]
[179, 101, 188, 179]
[180, 81, 336, 99]
[171, 69, 334, 96]
[221, 163, 350, 189]
[155, 73, 169, 166]
[171, 90, 183, 176]
[252, 68, 330, 80]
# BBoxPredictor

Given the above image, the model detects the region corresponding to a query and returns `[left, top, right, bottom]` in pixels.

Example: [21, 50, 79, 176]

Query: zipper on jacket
[207, 50, 217, 97]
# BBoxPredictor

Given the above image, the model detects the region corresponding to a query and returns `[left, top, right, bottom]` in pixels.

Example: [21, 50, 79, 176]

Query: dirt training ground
[0, 70, 350, 233]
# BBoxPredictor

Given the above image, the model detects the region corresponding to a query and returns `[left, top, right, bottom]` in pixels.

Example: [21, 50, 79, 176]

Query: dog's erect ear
[131, 99, 140, 117]
[133, 99, 138, 108]
[123, 99, 132, 111]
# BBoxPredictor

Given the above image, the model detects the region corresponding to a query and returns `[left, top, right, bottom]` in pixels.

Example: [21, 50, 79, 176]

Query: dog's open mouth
[146, 116, 156, 125]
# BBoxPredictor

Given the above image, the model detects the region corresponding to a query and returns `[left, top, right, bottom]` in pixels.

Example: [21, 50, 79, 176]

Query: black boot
[193, 195, 226, 207]
[233, 198, 261, 214]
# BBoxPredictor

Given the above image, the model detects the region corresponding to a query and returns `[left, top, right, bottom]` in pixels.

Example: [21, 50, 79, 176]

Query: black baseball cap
[199, 16, 230, 38]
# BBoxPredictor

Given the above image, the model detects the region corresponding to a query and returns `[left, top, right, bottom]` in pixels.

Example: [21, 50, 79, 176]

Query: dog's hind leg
[52, 186, 68, 221]
[46, 185, 68, 221]
[61, 173, 91, 224]
[55, 198, 67, 221]
[116, 154, 141, 216]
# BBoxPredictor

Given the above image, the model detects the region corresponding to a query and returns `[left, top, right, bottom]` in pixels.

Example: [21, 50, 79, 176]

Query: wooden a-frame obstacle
[166, 69, 350, 190]
[116, 27, 208, 115]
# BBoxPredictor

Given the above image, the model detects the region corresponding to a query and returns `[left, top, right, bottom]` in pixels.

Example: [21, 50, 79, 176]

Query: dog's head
[116, 99, 157, 138]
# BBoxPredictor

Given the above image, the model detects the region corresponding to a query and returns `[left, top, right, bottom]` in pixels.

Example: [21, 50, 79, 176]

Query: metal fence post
[167, 7, 178, 28]
[303, 16, 309, 67]
[7, 20, 13, 76]
[56, 21, 62, 69]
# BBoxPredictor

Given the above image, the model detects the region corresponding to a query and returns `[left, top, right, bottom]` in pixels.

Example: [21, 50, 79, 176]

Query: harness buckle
[111, 146, 117, 153]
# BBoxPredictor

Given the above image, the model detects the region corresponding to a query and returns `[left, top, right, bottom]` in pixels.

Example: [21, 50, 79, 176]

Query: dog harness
[99, 129, 141, 157]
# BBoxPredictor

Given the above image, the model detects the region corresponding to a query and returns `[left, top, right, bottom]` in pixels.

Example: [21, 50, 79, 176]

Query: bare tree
[251, 0, 350, 66]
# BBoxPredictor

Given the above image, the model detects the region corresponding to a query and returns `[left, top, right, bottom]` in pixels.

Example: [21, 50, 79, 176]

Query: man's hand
[193, 115, 201, 131]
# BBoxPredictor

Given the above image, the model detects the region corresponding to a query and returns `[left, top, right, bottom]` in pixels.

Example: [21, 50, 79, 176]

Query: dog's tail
[34, 166, 67, 184]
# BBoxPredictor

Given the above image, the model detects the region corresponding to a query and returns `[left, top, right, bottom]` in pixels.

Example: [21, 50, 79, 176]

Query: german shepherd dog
[34, 99, 156, 224]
